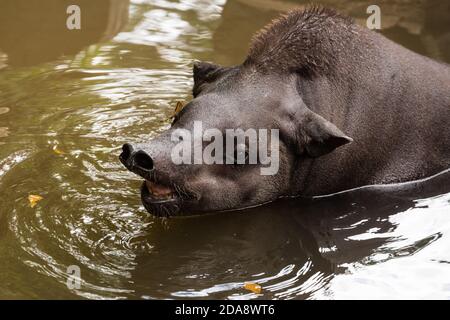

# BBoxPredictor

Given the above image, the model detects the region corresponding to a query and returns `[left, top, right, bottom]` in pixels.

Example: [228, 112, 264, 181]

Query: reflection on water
[0, 0, 449, 299]
[0, 0, 129, 67]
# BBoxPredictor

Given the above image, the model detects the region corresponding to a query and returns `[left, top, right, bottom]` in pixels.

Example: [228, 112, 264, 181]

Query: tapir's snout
[120, 143, 154, 174]
[119, 142, 199, 217]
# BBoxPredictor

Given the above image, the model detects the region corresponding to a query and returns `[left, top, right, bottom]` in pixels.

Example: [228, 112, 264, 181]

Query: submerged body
[120, 7, 450, 216]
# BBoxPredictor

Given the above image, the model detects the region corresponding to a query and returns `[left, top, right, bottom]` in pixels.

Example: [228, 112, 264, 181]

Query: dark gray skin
[120, 7, 450, 217]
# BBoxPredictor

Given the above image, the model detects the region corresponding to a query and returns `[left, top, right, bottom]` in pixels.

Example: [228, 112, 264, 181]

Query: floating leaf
[28, 194, 43, 208]
[244, 282, 262, 294]
[53, 145, 66, 155]
[0, 127, 9, 138]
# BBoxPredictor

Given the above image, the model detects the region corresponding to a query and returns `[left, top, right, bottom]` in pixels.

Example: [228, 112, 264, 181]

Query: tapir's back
[362, 28, 450, 182]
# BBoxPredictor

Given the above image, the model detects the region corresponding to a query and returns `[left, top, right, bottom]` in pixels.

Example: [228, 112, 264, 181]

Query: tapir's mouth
[140, 180, 182, 217]
[119, 146, 198, 217]
[145, 180, 176, 200]
[139, 179, 199, 217]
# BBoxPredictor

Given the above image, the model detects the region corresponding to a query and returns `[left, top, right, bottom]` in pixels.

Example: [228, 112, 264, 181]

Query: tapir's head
[120, 8, 359, 216]
[120, 61, 353, 217]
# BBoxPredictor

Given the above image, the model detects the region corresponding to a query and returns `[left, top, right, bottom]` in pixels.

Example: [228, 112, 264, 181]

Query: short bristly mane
[244, 6, 361, 76]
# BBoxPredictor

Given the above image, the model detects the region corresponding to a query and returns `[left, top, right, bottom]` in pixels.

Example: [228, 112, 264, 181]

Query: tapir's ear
[193, 61, 224, 97]
[301, 111, 353, 157]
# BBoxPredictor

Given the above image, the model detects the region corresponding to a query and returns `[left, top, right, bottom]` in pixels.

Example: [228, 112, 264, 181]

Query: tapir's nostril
[120, 144, 154, 171]
[121, 143, 134, 162]
[133, 150, 154, 171]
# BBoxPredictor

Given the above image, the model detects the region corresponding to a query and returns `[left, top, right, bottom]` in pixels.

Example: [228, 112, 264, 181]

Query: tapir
[120, 7, 450, 216]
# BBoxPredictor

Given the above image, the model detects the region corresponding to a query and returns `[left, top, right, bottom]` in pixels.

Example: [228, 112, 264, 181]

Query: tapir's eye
[236, 144, 249, 164]
[224, 143, 249, 165]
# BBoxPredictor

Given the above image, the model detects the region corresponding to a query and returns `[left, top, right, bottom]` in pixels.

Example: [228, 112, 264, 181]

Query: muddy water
[0, 0, 449, 299]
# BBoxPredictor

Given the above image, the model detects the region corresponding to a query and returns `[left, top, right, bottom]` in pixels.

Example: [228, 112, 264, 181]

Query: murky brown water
[0, 0, 449, 299]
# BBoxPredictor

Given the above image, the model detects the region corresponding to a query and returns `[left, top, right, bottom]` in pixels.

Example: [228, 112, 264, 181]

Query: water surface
[0, 0, 449, 299]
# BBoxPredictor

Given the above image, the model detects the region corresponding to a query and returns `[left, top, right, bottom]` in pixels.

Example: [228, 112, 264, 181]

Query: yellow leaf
[28, 194, 43, 208]
[171, 101, 185, 118]
[53, 145, 65, 155]
[244, 282, 262, 294]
